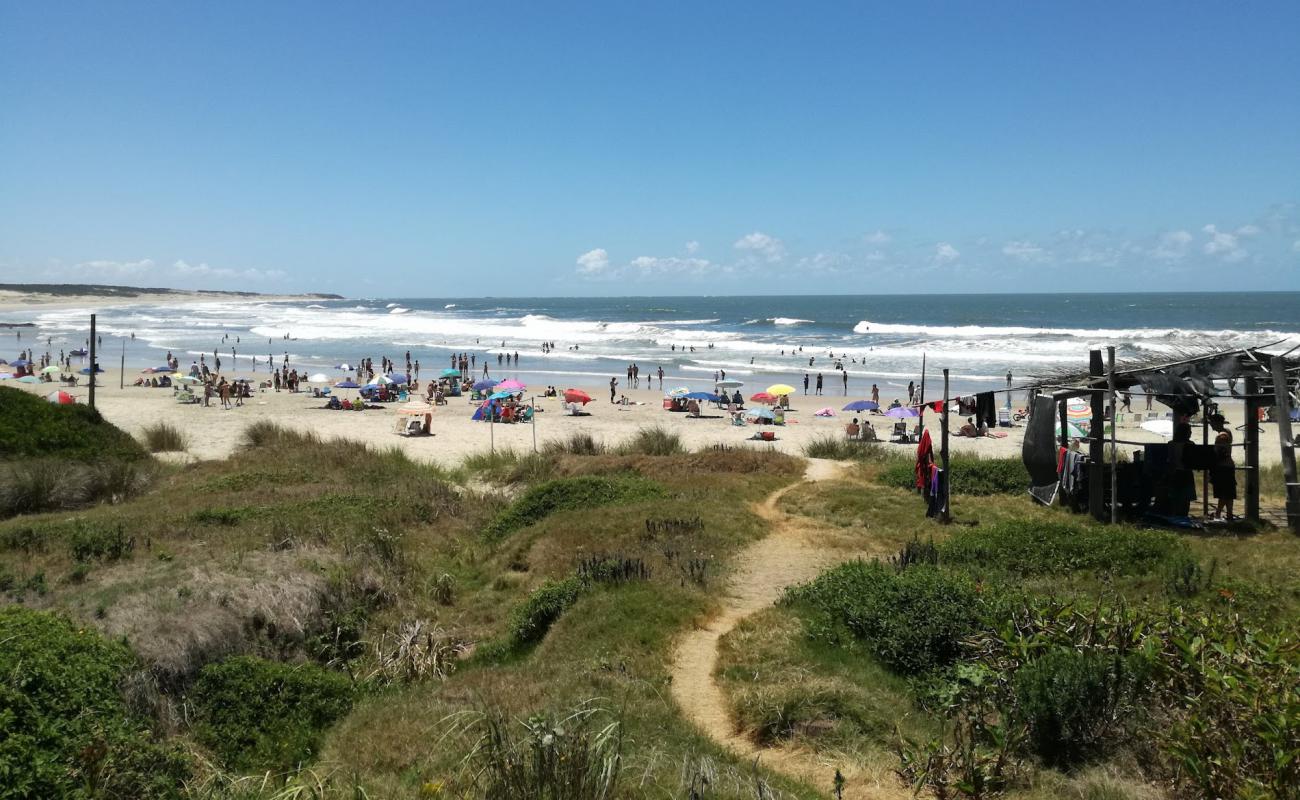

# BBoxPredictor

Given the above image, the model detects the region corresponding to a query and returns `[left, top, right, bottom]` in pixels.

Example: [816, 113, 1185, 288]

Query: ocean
[16, 292, 1300, 398]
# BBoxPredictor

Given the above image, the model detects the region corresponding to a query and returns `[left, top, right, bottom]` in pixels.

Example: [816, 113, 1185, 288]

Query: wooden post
[1244, 376, 1260, 523]
[1088, 350, 1106, 521]
[88, 314, 96, 410]
[531, 395, 538, 453]
[1201, 404, 1210, 519]
[1058, 397, 1068, 451]
[917, 352, 927, 440]
[941, 369, 951, 524]
[119, 339, 125, 390]
[1108, 347, 1118, 524]
[1269, 357, 1300, 533]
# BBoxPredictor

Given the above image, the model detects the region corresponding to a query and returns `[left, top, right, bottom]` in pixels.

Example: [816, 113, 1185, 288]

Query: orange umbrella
[563, 389, 591, 405]
[750, 392, 777, 404]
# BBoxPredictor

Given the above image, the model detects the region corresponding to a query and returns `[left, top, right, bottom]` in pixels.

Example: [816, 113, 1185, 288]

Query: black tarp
[1022, 395, 1060, 488]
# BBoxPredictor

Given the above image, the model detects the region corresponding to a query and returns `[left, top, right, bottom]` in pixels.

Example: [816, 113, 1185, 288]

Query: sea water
[16, 292, 1300, 399]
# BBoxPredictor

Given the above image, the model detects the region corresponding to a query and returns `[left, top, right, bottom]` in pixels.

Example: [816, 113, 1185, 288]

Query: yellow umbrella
[766, 383, 796, 396]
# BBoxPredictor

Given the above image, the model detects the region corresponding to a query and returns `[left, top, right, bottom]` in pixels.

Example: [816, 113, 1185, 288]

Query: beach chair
[891, 421, 908, 440]
[997, 409, 1012, 427]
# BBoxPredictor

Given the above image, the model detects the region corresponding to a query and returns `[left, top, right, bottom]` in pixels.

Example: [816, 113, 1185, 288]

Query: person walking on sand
[609, 376, 618, 403]
[871, 383, 880, 406]
[657, 366, 664, 390]
[803, 373, 809, 395]
[815, 373, 824, 396]
[842, 370, 849, 395]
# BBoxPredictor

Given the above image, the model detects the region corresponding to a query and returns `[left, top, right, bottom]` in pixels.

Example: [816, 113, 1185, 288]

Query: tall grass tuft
[452, 701, 622, 800]
[141, 422, 188, 452]
[0, 459, 155, 518]
[242, 420, 319, 449]
[543, 431, 606, 456]
[618, 426, 684, 456]
[803, 434, 896, 462]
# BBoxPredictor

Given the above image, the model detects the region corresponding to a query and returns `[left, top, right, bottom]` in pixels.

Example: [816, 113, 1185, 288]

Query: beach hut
[394, 402, 433, 435]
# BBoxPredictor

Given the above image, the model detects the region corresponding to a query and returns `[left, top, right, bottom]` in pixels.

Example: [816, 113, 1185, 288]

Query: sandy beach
[5, 365, 1288, 470]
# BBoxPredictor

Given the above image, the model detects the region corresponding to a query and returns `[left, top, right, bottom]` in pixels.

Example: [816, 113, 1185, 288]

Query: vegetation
[617, 425, 685, 456]
[190, 656, 356, 772]
[880, 455, 1030, 496]
[803, 434, 899, 462]
[0, 606, 191, 798]
[483, 473, 666, 540]
[0, 386, 146, 462]
[141, 421, 189, 452]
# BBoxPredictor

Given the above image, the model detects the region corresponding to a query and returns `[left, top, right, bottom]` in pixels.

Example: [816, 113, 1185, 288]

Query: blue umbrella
[473, 379, 499, 391]
[488, 390, 514, 400]
[387, 373, 409, 385]
[744, 407, 775, 420]
[441, 368, 461, 377]
[153, 364, 175, 373]
[79, 365, 104, 375]
[843, 400, 879, 412]
[11, 359, 31, 367]
[885, 405, 918, 418]
[684, 391, 721, 401]
[334, 380, 360, 389]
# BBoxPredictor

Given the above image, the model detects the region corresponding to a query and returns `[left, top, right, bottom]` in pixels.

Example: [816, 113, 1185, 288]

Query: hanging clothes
[926, 467, 948, 518]
[915, 429, 933, 491]
[975, 392, 997, 429]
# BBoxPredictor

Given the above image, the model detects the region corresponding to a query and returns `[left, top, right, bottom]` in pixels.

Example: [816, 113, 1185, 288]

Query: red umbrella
[46, 390, 75, 405]
[750, 392, 777, 404]
[563, 388, 591, 405]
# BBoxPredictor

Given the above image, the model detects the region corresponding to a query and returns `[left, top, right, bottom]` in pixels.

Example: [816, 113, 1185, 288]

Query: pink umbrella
[497, 379, 526, 391]
[46, 390, 75, 405]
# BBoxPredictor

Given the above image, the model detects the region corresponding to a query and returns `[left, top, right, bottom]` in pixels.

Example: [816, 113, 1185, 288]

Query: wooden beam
[941, 369, 951, 524]
[1089, 349, 1106, 521]
[1108, 346, 1118, 524]
[88, 313, 96, 410]
[1244, 376, 1260, 523]
[1269, 357, 1300, 534]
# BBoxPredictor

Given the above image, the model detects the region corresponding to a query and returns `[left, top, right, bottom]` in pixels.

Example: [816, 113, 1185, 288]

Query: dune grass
[141, 421, 188, 452]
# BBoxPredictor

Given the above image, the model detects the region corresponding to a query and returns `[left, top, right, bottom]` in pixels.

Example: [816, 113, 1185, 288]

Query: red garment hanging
[915, 429, 933, 489]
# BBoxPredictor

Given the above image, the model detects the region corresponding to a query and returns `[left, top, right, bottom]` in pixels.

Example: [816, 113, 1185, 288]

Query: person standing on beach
[803, 373, 809, 395]
[842, 371, 849, 395]
[657, 366, 664, 390]
[815, 373, 824, 396]
[907, 380, 916, 405]
[609, 376, 618, 403]
[871, 384, 879, 405]
[1210, 413, 1236, 520]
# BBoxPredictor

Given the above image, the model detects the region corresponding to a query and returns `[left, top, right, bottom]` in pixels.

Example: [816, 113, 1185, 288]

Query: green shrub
[190, 656, 355, 772]
[880, 455, 1029, 495]
[509, 576, 586, 645]
[0, 458, 154, 519]
[1013, 647, 1149, 767]
[618, 426, 684, 456]
[67, 518, 134, 562]
[0, 386, 147, 462]
[938, 519, 1183, 576]
[0, 607, 191, 798]
[802, 435, 896, 462]
[787, 561, 982, 675]
[140, 421, 188, 452]
[484, 475, 665, 540]
[543, 431, 606, 456]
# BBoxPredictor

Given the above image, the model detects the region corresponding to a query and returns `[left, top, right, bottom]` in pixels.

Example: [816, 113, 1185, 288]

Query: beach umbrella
[307, 373, 331, 383]
[750, 392, 777, 404]
[563, 388, 591, 404]
[744, 407, 775, 420]
[497, 379, 525, 391]
[397, 401, 433, 414]
[11, 359, 30, 367]
[473, 379, 499, 391]
[386, 373, 409, 385]
[668, 387, 691, 396]
[1066, 397, 1091, 421]
[684, 391, 720, 401]
[335, 363, 353, 371]
[440, 368, 461, 378]
[334, 379, 360, 389]
[41, 365, 61, 374]
[371, 374, 395, 385]
[174, 375, 202, 384]
[46, 390, 75, 405]
[814, 407, 835, 417]
[79, 365, 104, 375]
[0, 373, 13, 380]
[716, 379, 744, 389]
[842, 399, 879, 412]
[488, 390, 515, 400]
[153, 364, 174, 373]
[1140, 419, 1173, 439]
[766, 383, 796, 396]
[885, 406, 919, 419]
[17, 376, 39, 384]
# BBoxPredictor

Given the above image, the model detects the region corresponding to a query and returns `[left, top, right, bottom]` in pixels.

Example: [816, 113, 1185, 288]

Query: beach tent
[46, 390, 75, 405]
[766, 383, 796, 396]
[563, 389, 591, 405]
[843, 400, 879, 412]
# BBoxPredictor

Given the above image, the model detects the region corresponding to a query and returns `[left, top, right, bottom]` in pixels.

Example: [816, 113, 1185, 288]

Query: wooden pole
[88, 314, 96, 410]
[1269, 357, 1300, 534]
[1088, 350, 1105, 521]
[531, 395, 538, 453]
[1245, 376, 1260, 523]
[941, 369, 951, 524]
[917, 353, 926, 440]
[1201, 403, 1210, 520]
[489, 404, 495, 454]
[119, 339, 125, 390]
[1108, 347, 1118, 524]
[1058, 398, 1068, 451]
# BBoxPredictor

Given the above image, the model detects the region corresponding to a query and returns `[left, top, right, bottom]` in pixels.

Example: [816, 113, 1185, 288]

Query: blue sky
[2, 1, 1298, 296]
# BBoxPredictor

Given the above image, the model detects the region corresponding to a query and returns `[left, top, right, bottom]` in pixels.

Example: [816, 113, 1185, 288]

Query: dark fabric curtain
[1022, 395, 1059, 487]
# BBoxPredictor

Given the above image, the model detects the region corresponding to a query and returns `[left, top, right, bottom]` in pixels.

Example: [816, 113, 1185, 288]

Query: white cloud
[1202, 224, 1247, 262]
[1001, 240, 1047, 262]
[575, 248, 609, 274]
[628, 255, 713, 274]
[1151, 229, 1193, 261]
[1235, 224, 1261, 237]
[865, 230, 891, 245]
[1293, 239, 1300, 253]
[795, 252, 848, 273]
[62, 257, 284, 285]
[733, 231, 785, 262]
[684, 240, 700, 254]
[934, 242, 960, 263]
[171, 260, 286, 282]
[71, 258, 157, 278]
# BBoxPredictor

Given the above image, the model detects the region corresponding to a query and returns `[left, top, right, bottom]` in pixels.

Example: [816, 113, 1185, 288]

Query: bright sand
[7, 368, 1289, 470]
